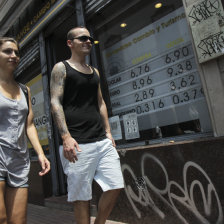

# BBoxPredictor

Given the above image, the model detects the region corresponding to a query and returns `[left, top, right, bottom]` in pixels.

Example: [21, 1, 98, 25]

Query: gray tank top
[0, 87, 30, 187]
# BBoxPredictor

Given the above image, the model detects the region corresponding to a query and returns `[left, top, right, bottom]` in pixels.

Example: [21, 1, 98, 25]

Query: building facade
[1, 0, 224, 223]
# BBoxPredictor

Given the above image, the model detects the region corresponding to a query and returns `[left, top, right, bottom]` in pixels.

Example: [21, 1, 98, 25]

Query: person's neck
[69, 55, 87, 67]
[0, 70, 15, 84]
[68, 55, 92, 74]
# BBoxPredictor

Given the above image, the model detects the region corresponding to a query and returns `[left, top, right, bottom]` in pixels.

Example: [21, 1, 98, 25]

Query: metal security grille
[84, 0, 112, 16]
[14, 38, 39, 78]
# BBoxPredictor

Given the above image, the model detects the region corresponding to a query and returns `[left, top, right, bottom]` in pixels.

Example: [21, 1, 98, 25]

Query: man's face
[68, 28, 93, 55]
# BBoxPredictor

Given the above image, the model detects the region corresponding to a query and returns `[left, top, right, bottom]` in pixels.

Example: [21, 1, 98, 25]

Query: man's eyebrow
[2, 48, 15, 51]
[3, 47, 17, 49]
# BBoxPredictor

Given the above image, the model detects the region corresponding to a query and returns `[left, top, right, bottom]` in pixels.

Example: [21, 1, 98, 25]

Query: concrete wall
[199, 60, 224, 137]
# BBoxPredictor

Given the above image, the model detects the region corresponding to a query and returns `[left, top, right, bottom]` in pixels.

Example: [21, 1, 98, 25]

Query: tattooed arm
[50, 62, 81, 162]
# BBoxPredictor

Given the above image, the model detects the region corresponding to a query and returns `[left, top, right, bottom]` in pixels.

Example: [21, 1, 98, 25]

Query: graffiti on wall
[122, 153, 223, 224]
[197, 32, 224, 58]
[188, 0, 220, 25]
[186, 0, 224, 63]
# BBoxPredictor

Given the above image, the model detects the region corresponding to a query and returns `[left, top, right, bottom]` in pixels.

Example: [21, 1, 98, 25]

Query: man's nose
[11, 50, 18, 57]
[9, 49, 19, 57]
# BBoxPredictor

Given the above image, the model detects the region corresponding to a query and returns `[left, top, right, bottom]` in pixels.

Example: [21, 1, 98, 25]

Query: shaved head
[67, 26, 89, 40]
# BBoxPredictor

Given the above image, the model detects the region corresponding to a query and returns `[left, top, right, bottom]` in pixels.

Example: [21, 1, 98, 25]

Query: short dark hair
[0, 37, 19, 48]
[67, 26, 88, 40]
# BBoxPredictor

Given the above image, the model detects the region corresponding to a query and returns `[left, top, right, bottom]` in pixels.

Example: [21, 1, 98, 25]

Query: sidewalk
[27, 204, 75, 224]
[27, 203, 127, 224]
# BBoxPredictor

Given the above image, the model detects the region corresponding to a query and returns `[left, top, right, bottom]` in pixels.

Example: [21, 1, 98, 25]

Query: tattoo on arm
[50, 63, 69, 137]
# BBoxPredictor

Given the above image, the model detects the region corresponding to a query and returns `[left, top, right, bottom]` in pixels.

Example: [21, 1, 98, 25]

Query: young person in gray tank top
[0, 37, 50, 224]
[50, 27, 124, 224]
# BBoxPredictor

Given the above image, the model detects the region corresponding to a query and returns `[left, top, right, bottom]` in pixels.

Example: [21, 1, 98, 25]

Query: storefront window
[26, 74, 50, 157]
[93, 0, 213, 147]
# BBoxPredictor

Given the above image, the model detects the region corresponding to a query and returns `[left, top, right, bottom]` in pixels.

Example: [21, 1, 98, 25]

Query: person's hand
[38, 154, 50, 176]
[106, 132, 116, 148]
[63, 136, 81, 162]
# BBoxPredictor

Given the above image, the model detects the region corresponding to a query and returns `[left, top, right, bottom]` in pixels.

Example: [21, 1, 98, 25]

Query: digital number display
[107, 43, 204, 117]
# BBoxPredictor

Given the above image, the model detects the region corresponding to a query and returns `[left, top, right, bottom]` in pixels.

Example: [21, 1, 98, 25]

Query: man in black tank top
[50, 27, 124, 224]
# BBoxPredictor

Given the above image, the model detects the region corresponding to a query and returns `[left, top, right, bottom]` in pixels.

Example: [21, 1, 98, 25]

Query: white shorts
[59, 138, 124, 202]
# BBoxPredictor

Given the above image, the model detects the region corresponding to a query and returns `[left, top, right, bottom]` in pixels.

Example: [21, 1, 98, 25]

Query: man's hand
[63, 136, 81, 162]
[106, 132, 116, 148]
[38, 154, 51, 176]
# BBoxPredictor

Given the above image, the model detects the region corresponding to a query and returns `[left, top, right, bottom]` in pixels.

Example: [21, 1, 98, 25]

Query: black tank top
[61, 61, 105, 143]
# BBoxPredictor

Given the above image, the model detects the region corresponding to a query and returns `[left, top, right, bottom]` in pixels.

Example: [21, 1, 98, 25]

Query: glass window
[26, 74, 50, 158]
[92, 0, 213, 147]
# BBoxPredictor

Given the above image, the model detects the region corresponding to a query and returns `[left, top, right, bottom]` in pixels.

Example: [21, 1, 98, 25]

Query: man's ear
[67, 39, 73, 48]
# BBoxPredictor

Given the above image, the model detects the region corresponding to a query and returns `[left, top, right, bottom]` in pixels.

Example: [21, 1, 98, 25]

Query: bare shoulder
[53, 61, 65, 69]
[92, 66, 100, 76]
[21, 84, 31, 96]
[22, 85, 31, 99]
[51, 61, 66, 77]
[26, 86, 31, 93]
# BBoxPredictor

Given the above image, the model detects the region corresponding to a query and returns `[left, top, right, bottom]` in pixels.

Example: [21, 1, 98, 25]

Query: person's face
[0, 41, 20, 71]
[67, 28, 93, 55]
